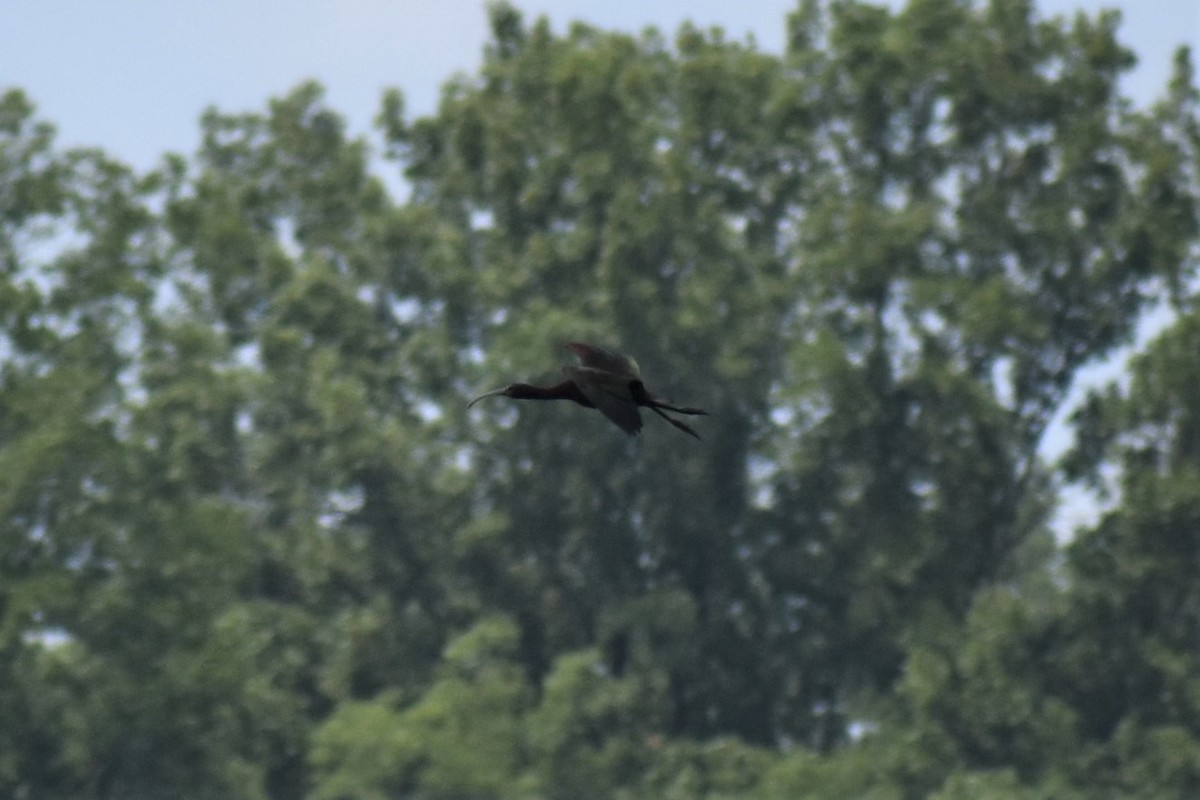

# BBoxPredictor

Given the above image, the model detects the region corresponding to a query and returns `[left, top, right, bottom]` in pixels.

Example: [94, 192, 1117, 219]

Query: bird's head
[467, 385, 516, 408]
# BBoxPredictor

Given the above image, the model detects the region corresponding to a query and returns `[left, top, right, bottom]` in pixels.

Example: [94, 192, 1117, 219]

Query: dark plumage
[468, 342, 708, 438]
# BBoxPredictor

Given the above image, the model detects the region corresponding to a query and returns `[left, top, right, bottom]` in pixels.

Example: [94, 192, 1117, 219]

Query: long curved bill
[467, 388, 508, 408]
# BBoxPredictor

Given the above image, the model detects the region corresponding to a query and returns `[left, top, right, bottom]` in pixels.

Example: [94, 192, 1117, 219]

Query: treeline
[1, 1, 1199, 797]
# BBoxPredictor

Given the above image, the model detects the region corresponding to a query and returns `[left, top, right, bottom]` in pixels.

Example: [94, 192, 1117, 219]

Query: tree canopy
[2, 1, 1198, 797]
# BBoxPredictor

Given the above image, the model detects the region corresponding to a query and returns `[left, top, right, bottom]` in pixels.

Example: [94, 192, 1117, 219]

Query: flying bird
[468, 342, 708, 438]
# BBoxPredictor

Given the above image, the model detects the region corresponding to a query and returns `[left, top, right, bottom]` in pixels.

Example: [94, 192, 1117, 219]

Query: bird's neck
[510, 380, 592, 406]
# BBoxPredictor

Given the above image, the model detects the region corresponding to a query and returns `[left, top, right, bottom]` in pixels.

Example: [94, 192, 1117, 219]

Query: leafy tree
[380, 0, 1195, 750]
[1055, 316, 1200, 795]
[877, 47, 1199, 794]
[312, 616, 534, 800]
[0, 87, 162, 798]
[133, 82, 471, 796]
[891, 297, 1200, 798]
[0, 81, 466, 797]
[1, 1, 1198, 798]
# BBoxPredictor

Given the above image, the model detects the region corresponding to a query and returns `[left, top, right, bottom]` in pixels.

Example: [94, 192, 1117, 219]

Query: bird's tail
[647, 406, 703, 439]
[649, 400, 707, 416]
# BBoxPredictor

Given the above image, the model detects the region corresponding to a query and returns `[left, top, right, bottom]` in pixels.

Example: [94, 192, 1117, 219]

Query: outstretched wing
[563, 365, 643, 435]
[566, 342, 641, 380]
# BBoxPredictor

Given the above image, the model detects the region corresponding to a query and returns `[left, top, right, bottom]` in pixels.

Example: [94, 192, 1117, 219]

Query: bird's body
[468, 342, 707, 438]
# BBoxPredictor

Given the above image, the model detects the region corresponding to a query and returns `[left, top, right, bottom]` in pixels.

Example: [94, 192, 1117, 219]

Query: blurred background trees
[1, 1, 1197, 797]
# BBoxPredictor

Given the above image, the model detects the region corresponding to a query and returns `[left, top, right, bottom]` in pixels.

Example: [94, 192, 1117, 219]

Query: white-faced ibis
[468, 342, 708, 438]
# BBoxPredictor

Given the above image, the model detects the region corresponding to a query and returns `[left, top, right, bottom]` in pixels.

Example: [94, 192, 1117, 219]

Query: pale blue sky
[4, 1, 1197, 172]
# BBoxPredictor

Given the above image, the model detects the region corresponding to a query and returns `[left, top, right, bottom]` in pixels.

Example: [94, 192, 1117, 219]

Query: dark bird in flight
[468, 342, 708, 438]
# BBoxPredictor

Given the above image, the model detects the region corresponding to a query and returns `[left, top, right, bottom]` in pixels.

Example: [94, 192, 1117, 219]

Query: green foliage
[1, 1, 1198, 798]
[313, 617, 533, 800]
[309, 699, 419, 800]
[526, 648, 657, 797]
[758, 742, 903, 800]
